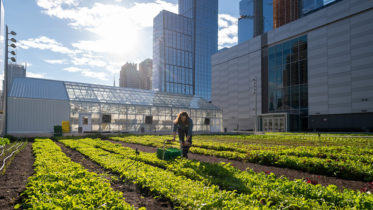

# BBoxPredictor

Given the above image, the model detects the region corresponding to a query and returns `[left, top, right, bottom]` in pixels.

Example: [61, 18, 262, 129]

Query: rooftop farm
[1, 133, 372, 209]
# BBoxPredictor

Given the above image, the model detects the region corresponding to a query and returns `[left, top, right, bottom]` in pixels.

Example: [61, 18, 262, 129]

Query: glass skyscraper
[238, 0, 273, 44]
[153, 11, 193, 95]
[153, 0, 218, 100]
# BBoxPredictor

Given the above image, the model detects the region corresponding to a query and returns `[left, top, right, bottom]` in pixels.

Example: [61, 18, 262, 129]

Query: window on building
[102, 114, 111, 123]
[267, 35, 308, 129]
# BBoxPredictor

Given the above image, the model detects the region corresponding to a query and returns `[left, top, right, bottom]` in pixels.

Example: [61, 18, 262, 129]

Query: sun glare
[94, 16, 139, 56]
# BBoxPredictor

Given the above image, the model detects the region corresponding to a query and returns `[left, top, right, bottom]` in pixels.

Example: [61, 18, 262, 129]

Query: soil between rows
[0, 143, 34, 210]
[56, 142, 173, 210]
[108, 140, 370, 192]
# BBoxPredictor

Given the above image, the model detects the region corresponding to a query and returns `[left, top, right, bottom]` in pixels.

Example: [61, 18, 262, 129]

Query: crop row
[110, 136, 373, 181]
[18, 139, 134, 209]
[61, 138, 373, 209]
[0, 138, 10, 146]
[191, 134, 372, 147]
[265, 132, 373, 137]
[112, 136, 372, 157]
[60, 138, 266, 209]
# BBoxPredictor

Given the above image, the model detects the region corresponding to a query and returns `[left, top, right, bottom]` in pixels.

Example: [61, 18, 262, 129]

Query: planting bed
[1, 134, 372, 209]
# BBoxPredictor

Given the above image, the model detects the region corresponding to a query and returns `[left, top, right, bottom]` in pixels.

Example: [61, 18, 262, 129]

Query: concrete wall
[212, 36, 262, 131]
[308, 4, 373, 115]
[8, 97, 70, 134]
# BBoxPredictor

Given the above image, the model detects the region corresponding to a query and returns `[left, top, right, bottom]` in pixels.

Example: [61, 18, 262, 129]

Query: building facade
[119, 63, 140, 89]
[139, 59, 152, 90]
[212, 0, 373, 132]
[238, 0, 274, 44]
[153, 0, 218, 101]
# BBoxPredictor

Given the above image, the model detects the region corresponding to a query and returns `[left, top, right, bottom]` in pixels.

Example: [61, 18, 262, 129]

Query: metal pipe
[3, 25, 8, 136]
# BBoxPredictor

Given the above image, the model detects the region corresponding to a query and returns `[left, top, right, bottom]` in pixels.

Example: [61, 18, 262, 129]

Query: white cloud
[27, 72, 46, 78]
[218, 14, 238, 49]
[64, 66, 84, 72]
[44, 59, 67, 64]
[35, 0, 177, 56]
[81, 71, 108, 81]
[70, 54, 107, 67]
[18, 36, 75, 55]
[24, 62, 32, 67]
[36, 0, 79, 9]
[64, 66, 108, 81]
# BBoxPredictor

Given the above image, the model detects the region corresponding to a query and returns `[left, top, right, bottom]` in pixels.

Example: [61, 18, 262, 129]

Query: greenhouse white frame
[7, 78, 223, 135]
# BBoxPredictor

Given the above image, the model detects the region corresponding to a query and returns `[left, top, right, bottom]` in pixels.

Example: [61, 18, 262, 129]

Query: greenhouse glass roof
[10, 78, 219, 110]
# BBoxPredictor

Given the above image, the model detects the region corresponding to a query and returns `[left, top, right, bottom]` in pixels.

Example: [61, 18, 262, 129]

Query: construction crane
[238, 15, 254, 20]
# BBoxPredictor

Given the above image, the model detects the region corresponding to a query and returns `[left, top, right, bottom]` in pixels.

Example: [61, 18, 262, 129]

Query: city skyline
[2, 0, 240, 89]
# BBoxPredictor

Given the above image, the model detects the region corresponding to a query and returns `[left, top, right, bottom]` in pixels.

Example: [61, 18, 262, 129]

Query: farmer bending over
[172, 111, 193, 158]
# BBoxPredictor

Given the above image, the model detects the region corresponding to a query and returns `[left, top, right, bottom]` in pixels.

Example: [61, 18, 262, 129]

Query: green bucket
[157, 147, 181, 160]
[54, 125, 62, 137]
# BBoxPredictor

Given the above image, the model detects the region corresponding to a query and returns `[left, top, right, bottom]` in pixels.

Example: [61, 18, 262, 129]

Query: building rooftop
[10, 77, 219, 110]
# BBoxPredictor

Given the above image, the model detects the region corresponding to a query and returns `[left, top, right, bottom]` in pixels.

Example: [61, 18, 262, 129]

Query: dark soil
[56, 142, 173, 210]
[0, 143, 34, 210]
[109, 140, 370, 192]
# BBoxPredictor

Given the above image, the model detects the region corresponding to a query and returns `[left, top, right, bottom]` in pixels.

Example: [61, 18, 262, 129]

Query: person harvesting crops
[172, 111, 193, 158]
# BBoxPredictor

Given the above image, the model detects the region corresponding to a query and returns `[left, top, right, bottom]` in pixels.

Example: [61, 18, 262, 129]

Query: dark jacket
[173, 118, 193, 136]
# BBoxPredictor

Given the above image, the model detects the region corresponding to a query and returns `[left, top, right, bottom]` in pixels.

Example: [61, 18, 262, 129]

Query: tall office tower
[273, 0, 301, 28]
[153, 0, 218, 100]
[153, 11, 194, 95]
[139, 59, 152, 90]
[119, 63, 140, 89]
[238, 0, 273, 44]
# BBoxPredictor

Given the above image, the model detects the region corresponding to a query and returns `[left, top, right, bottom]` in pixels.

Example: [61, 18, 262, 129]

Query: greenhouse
[7, 78, 222, 135]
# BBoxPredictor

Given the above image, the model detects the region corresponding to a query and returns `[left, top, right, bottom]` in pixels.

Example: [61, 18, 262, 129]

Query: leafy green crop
[110, 135, 373, 181]
[60, 139, 267, 209]
[20, 139, 134, 209]
[0, 138, 10, 146]
[60, 138, 373, 209]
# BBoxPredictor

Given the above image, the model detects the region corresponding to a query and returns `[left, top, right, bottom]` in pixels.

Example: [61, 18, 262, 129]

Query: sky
[3, 0, 240, 87]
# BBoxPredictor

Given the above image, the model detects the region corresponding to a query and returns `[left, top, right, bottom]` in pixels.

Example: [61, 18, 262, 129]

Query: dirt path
[0, 143, 34, 210]
[56, 141, 173, 210]
[109, 140, 370, 192]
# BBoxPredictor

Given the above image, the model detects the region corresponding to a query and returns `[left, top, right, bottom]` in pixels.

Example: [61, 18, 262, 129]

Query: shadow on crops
[177, 159, 251, 194]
